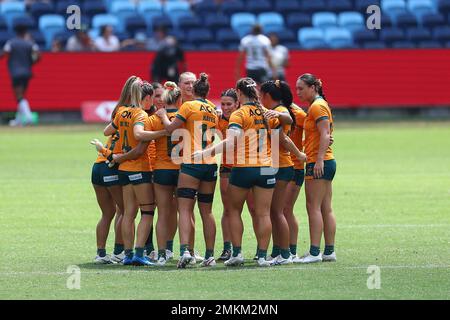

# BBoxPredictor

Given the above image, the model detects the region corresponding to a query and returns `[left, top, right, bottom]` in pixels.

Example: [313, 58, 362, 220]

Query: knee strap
[141, 210, 155, 216]
[197, 193, 214, 203]
[177, 188, 197, 199]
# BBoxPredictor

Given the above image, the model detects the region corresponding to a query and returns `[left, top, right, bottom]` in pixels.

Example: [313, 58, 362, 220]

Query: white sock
[18, 99, 33, 124]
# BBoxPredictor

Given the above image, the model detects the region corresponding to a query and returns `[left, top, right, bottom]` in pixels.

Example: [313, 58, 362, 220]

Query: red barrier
[1, 49, 450, 112]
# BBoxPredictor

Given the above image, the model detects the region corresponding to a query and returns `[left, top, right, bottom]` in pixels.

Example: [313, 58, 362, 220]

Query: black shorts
[229, 167, 276, 189]
[12, 76, 31, 89]
[91, 162, 121, 187]
[246, 68, 268, 84]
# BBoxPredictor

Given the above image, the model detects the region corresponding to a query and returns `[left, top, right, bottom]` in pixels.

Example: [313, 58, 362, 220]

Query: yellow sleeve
[228, 109, 244, 130]
[132, 110, 147, 127]
[176, 102, 192, 122]
[310, 103, 330, 123]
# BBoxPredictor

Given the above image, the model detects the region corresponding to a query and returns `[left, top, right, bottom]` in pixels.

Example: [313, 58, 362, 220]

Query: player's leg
[283, 181, 301, 261]
[219, 171, 232, 261]
[93, 184, 116, 264]
[144, 182, 156, 260]
[197, 178, 217, 267]
[108, 185, 126, 263]
[245, 190, 259, 260]
[121, 184, 139, 265]
[154, 183, 176, 265]
[321, 180, 336, 262]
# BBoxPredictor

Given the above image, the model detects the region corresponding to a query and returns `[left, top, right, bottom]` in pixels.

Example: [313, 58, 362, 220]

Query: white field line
[0, 265, 448, 276]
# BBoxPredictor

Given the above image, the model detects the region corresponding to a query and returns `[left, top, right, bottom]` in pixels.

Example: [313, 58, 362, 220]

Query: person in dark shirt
[1, 25, 40, 126]
[151, 36, 186, 83]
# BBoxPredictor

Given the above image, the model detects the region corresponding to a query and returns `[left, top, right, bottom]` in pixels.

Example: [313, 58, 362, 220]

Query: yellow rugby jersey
[112, 106, 151, 172]
[176, 99, 218, 164]
[268, 105, 294, 168]
[290, 104, 307, 170]
[228, 103, 272, 167]
[147, 109, 181, 170]
[304, 97, 334, 164]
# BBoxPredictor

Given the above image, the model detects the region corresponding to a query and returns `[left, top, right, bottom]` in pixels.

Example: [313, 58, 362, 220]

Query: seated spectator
[51, 38, 63, 52]
[147, 26, 169, 51]
[95, 25, 120, 52]
[66, 25, 96, 52]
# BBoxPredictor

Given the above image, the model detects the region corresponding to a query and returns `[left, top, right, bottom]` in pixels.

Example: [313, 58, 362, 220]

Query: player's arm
[278, 131, 307, 163]
[31, 43, 41, 64]
[104, 123, 117, 136]
[133, 124, 167, 142]
[194, 127, 240, 160]
[90, 138, 112, 158]
[112, 141, 149, 164]
[264, 109, 293, 125]
[156, 108, 184, 133]
[314, 119, 332, 178]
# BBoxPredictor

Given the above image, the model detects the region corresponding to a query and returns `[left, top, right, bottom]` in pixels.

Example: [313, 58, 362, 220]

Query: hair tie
[246, 82, 257, 88]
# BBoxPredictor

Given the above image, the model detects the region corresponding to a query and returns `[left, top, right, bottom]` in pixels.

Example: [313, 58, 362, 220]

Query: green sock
[232, 246, 241, 257]
[158, 249, 166, 259]
[257, 248, 267, 259]
[324, 245, 335, 255]
[281, 248, 291, 259]
[113, 243, 124, 255]
[166, 240, 174, 252]
[271, 245, 281, 258]
[125, 249, 133, 259]
[309, 245, 320, 257]
[180, 244, 188, 257]
[97, 248, 106, 258]
[289, 244, 297, 255]
[135, 247, 145, 258]
[205, 249, 214, 259]
[224, 241, 232, 251]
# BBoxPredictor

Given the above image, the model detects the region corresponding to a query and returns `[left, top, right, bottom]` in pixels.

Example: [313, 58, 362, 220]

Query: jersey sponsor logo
[103, 175, 119, 183]
[267, 178, 276, 185]
[128, 173, 143, 181]
[121, 110, 133, 119]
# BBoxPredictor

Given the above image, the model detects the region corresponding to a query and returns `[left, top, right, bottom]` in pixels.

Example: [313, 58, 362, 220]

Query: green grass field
[0, 122, 449, 300]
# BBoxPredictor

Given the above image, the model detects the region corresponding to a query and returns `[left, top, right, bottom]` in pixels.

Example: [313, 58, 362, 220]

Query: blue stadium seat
[406, 27, 432, 42]
[231, 13, 256, 38]
[420, 13, 446, 27]
[226, 43, 240, 50]
[258, 13, 285, 33]
[446, 41, 450, 48]
[274, 0, 301, 16]
[324, 27, 354, 48]
[381, 0, 408, 23]
[338, 12, 365, 32]
[30, 2, 55, 21]
[138, 1, 163, 32]
[105, 0, 130, 12]
[186, 28, 214, 45]
[355, 0, 381, 12]
[298, 27, 328, 49]
[273, 29, 297, 43]
[12, 15, 36, 30]
[205, 14, 230, 33]
[432, 25, 450, 41]
[284, 42, 302, 50]
[192, 0, 219, 15]
[326, 0, 353, 13]
[115, 31, 131, 42]
[1, 1, 26, 30]
[395, 13, 418, 28]
[301, 0, 327, 14]
[82, 1, 107, 18]
[407, 0, 436, 20]
[92, 14, 120, 31]
[392, 41, 416, 48]
[380, 27, 405, 43]
[178, 15, 201, 30]
[221, 1, 246, 15]
[164, 1, 193, 27]
[312, 12, 338, 29]
[39, 14, 66, 49]
[152, 15, 173, 31]
[124, 15, 147, 34]
[110, 2, 136, 32]
[216, 28, 240, 46]
[363, 41, 387, 49]
[352, 29, 379, 44]
[438, 0, 450, 14]
[381, 14, 394, 28]
[246, 0, 273, 14]
[418, 40, 442, 47]
[0, 16, 7, 31]
[286, 13, 311, 29]
[181, 43, 197, 50]
[198, 43, 224, 50]
[0, 31, 15, 48]
[169, 30, 186, 44]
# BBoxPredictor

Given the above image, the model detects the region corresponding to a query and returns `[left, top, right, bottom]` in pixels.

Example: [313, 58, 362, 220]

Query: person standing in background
[151, 36, 186, 83]
[268, 33, 289, 81]
[0, 24, 40, 127]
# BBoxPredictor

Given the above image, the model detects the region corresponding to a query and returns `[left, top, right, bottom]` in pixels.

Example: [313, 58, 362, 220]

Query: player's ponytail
[193, 72, 210, 99]
[298, 73, 327, 102]
[162, 81, 182, 106]
[129, 78, 144, 108]
[112, 75, 138, 120]
[141, 81, 154, 100]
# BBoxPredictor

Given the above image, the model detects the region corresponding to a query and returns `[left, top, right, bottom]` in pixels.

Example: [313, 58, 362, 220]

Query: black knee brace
[177, 188, 197, 199]
[197, 193, 214, 203]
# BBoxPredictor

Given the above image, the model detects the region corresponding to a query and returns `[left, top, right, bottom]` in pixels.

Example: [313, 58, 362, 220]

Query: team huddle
[90, 71, 337, 268]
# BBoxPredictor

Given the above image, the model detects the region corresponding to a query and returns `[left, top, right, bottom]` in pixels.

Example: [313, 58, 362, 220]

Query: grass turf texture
[0, 122, 449, 300]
